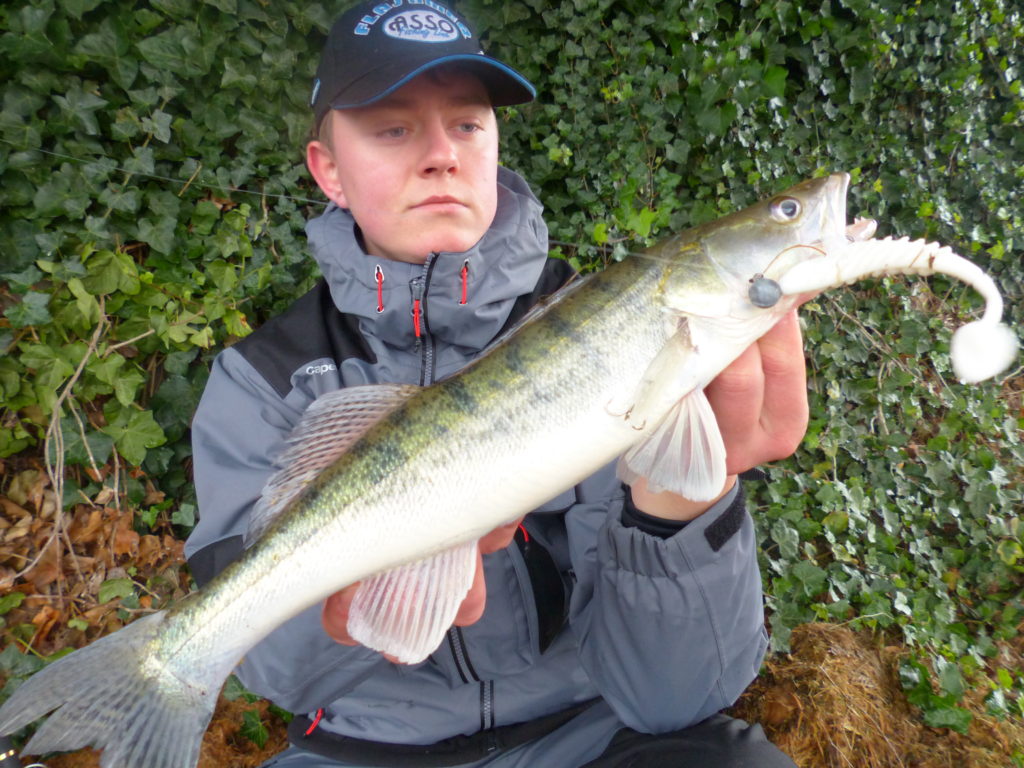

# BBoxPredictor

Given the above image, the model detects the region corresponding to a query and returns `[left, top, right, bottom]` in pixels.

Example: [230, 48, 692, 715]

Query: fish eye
[770, 197, 802, 222]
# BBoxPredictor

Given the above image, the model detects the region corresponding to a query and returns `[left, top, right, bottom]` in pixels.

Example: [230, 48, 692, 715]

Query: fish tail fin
[0, 610, 218, 768]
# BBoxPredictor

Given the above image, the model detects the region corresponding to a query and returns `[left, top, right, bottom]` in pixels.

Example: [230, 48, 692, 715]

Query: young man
[186, 2, 806, 765]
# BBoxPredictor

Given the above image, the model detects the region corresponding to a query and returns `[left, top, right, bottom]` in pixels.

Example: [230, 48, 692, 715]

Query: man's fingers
[702, 310, 810, 475]
[704, 340, 765, 473]
[453, 549, 487, 626]
[755, 310, 809, 456]
[322, 582, 362, 645]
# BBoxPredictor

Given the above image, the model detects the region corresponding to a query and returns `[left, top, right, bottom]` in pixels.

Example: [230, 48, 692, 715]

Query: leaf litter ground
[0, 462, 1021, 768]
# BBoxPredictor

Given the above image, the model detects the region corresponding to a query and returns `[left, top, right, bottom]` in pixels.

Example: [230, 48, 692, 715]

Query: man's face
[310, 70, 499, 264]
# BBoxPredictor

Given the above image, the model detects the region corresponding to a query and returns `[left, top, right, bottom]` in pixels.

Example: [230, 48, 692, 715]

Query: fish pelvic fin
[348, 542, 479, 664]
[0, 611, 216, 768]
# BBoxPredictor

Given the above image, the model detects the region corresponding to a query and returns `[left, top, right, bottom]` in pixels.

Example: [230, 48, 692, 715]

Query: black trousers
[580, 715, 797, 768]
[264, 713, 796, 768]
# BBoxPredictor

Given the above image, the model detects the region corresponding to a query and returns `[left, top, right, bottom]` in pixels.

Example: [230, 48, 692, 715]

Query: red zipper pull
[459, 260, 469, 305]
[410, 276, 425, 339]
[374, 265, 385, 313]
[304, 708, 324, 736]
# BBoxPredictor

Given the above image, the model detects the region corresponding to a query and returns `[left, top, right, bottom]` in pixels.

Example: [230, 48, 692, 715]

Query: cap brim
[328, 54, 536, 110]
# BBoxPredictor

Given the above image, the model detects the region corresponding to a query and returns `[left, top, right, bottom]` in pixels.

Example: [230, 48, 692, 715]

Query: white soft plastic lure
[778, 235, 1018, 383]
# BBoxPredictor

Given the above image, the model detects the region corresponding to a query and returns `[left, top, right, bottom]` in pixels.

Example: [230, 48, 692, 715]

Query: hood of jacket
[305, 167, 549, 381]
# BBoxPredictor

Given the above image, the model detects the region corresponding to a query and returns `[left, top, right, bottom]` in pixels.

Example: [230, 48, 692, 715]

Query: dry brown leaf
[30, 603, 62, 645]
[25, 541, 62, 591]
[7, 469, 49, 512]
[69, 508, 105, 545]
[4, 517, 32, 542]
[92, 486, 116, 506]
[38, 489, 58, 520]
[0, 496, 31, 519]
[111, 513, 139, 557]
[143, 479, 166, 507]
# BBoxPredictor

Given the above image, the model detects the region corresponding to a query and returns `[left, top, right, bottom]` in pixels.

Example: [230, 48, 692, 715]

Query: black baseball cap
[311, 1, 536, 127]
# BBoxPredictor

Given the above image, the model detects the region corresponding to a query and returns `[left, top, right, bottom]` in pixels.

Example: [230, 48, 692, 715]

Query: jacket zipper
[410, 253, 440, 387]
[414, 254, 492, 739]
[446, 627, 496, 742]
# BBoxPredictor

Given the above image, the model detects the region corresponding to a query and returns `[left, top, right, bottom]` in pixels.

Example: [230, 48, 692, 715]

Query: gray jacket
[186, 167, 768, 753]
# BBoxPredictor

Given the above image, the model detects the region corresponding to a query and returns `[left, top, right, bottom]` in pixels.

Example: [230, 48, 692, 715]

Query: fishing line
[0, 138, 329, 207]
[2, 138, 797, 270]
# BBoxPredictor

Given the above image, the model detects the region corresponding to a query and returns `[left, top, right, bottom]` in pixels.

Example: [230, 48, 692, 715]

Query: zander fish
[0, 173, 1015, 768]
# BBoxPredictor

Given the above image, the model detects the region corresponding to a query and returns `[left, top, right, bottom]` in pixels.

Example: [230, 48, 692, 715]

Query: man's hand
[705, 309, 809, 474]
[630, 309, 810, 521]
[321, 517, 524, 658]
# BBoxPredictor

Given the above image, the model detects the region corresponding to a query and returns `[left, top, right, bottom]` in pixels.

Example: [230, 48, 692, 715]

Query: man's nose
[420, 122, 459, 176]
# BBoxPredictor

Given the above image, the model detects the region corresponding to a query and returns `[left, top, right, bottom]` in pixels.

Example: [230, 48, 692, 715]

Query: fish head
[658, 172, 864, 317]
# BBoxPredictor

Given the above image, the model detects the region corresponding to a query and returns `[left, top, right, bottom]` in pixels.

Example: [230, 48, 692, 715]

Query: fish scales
[153, 257, 667, 680]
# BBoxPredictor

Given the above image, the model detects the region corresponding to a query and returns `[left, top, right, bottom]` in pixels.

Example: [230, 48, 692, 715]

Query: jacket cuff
[620, 482, 741, 546]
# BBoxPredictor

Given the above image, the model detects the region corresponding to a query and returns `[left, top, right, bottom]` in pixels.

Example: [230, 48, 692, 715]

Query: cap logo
[383, 10, 459, 42]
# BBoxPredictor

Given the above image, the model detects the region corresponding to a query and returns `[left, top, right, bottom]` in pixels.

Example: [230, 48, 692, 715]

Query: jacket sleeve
[186, 347, 388, 712]
[565, 478, 768, 733]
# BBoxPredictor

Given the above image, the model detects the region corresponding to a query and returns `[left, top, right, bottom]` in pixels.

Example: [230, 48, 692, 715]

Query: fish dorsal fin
[246, 383, 421, 545]
[617, 388, 727, 503]
[347, 542, 478, 664]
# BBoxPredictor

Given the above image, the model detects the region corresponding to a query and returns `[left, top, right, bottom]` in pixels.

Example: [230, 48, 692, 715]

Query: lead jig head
[748, 275, 783, 308]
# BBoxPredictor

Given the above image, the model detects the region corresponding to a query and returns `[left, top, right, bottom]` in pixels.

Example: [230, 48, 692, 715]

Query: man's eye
[457, 123, 480, 133]
[380, 127, 406, 138]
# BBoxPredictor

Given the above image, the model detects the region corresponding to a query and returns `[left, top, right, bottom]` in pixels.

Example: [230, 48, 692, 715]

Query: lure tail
[778, 236, 1019, 383]
[0, 611, 217, 768]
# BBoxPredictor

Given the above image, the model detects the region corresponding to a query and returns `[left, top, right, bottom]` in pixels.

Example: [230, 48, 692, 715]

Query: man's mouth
[414, 196, 465, 209]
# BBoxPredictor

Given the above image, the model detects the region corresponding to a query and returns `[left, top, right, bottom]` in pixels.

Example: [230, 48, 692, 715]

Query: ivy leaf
[0, 644, 44, 679]
[763, 65, 788, 99]
[49, 419, 114, 469]
[98, 577, 136, 604]
[922, 705, 973, 735]
[100, 404, 167, 466]
[135, 24, 212, 77]
[223, 674, 260, 703]
[80, 250, 141, 296]
[240, 709, 269, 748]
[4, 291, 52, 328]
[0, 592, 25, 616]
[171, 502, 196, 529]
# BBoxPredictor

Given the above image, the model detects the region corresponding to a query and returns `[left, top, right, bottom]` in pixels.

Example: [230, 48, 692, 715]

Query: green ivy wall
[1, 0, 1022, 735]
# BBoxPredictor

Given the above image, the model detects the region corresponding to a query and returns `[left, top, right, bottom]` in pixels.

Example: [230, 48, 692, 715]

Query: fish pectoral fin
[347, 541, 478, 664]
[616, 324, 700, 430]
[246, 383, 422, 545]
[616, 388, 727, 503]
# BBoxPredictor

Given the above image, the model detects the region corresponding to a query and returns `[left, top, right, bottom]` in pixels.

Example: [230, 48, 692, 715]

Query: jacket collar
[305, 167, 549, 355]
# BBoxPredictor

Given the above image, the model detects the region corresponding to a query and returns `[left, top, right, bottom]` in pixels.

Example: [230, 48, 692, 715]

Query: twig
[178, 161, 203, 197]
[17, 298, 108, 587]
[103, 328, 156, 356]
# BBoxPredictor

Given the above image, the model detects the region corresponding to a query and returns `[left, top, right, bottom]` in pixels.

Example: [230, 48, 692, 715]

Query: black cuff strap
[620, 486, 689, 539]
[622, 481, 748, 552]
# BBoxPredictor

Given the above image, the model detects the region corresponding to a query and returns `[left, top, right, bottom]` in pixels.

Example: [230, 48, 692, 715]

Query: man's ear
[307, 139, 349, 208]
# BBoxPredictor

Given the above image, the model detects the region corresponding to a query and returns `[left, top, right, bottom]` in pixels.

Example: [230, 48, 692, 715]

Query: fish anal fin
[246, 384, 421, 545]
[617, 388, 727, 503]
[347, 542, 478, 664]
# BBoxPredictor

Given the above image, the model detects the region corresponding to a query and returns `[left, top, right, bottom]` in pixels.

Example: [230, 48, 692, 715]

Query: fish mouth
[846, 217, 878, 241]
[823, 172, 877, 244]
